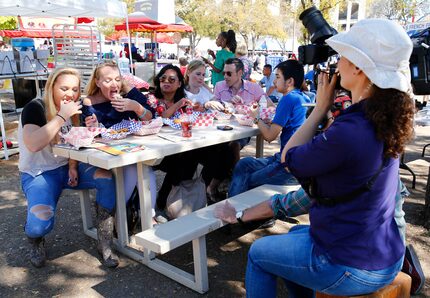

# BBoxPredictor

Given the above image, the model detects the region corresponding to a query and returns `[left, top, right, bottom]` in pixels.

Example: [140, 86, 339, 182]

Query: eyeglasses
[222, 71, 233, 77]
[159, 75, 178, 83]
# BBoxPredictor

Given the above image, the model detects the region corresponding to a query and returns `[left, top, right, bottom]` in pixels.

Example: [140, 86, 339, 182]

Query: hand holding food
[85, 113, 99, 127]
[193, 102, 205, 112]
[249, 103, 259, 119]
[59, 99, 82, 120]
[204, 101, 225, 111]
[231, 95, 243, 105]
[111, 94, 137, 112]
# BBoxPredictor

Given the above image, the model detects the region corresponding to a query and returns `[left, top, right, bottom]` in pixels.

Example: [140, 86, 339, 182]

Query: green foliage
[218, 0, 285, 52]
[0, 17, 17, 30]
[176, 0, 222, 54]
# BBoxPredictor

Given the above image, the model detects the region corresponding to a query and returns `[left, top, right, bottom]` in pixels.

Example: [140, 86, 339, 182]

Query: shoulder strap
[314, 157, 390, 206]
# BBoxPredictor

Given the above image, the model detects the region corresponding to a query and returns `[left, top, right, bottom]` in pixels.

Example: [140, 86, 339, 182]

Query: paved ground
[1, 93, 430, 297]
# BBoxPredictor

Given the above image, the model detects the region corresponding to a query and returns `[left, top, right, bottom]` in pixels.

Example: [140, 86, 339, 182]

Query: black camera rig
[298, 6, 430, 96]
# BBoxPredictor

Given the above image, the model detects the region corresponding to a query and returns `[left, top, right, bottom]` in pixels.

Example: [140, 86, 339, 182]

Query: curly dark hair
[364, 87, 415, 158]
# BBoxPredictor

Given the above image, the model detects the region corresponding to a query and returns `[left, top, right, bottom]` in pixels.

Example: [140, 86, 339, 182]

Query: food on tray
[173, 119, 181, 124]
[109, 128, 129, 134]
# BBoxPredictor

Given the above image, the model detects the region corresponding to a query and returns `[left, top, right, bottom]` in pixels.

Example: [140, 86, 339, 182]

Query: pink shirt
[214, 80, 265, 105]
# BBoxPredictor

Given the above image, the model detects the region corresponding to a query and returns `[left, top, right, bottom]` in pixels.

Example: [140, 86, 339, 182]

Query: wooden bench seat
[316, 271, 411, 298]
[134, 184, 300, 293]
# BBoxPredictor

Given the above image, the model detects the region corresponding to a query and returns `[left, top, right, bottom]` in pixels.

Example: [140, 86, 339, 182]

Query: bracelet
[138, 108, 148, 120]
[56, 113, 66, 122]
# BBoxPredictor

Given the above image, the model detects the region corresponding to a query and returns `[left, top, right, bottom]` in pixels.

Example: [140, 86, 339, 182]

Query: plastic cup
[181, 120, 192, 137]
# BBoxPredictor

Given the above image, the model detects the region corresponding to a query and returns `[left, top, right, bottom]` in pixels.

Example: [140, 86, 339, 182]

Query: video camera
[298, 6, 340, 88]
[409, 27, 430, 95]
[298, 6, 430, 96]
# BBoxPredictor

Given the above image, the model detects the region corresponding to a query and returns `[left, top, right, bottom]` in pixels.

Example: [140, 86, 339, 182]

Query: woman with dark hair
[243, 19, 415, 297]
[147, 65, 198, 220]
[202, 29, 236, 86]
[149, 64, 192, 118]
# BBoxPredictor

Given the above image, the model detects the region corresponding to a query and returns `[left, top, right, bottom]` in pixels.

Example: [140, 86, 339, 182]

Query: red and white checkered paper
[133, 117, 163, 136]
[59, 127, 105, 149]
[193, 112, 215, 128]
[234, 114, 254, 127]
[213, 111, 232, 120]
[260, 107, 276, 121]
[234, 104, 252, 115]
[122, 74, 150, 90]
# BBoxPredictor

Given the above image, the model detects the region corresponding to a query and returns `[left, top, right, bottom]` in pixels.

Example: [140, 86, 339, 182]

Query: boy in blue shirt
[229, 60, 306, 197]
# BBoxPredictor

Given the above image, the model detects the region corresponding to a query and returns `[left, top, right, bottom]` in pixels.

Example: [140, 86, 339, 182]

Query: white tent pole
[125, 13, 133, 68]
[153, 31, 157, 77]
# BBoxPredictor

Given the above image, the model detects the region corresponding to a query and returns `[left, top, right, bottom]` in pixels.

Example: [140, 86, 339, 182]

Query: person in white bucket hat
[241, 19, 416, 297]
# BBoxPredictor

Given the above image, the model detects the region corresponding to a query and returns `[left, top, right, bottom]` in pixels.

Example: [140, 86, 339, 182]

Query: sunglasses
[222, 71, 234, 77]
[159, 75, 178, 83]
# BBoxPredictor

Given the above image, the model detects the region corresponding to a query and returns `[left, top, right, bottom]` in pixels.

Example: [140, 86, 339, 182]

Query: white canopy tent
[0, 0, 127, 18]
[0, 0, 130, 160]
[0, 0, 132, 61]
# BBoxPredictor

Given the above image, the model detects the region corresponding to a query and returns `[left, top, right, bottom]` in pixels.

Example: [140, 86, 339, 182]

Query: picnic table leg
[0, 99, 9, 160]
[193, 236, 209, 293]
[137, 162, 156, 261]
[79, 189, 97, 239]
[113, 167, 129, 246]
[256, 134, 264, 158]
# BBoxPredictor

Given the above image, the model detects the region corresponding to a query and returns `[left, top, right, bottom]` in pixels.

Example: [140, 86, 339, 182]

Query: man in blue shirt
[229, 60, 307, 197]
[259, 64, 283, 103]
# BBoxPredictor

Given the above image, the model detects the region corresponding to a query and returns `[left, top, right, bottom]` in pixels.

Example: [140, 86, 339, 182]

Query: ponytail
[226, 29, 237, 53]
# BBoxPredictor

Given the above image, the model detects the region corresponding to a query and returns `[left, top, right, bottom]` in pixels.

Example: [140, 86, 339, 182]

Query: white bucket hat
[326, 19, 413, 92]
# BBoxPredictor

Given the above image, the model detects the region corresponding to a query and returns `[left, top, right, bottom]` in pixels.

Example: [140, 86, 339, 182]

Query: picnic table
[52, 119, 264, 288]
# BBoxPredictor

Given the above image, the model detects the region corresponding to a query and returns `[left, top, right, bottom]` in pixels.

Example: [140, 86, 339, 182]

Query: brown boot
[96, 206, 119, 268]
[28, 237, 46, 268]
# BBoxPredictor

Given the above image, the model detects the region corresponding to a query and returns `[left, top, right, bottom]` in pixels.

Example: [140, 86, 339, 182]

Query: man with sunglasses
[205, 58, 267, 110]
[204, 58, 269, 164]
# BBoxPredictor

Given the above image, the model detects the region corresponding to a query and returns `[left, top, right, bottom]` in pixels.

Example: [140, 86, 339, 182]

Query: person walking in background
[260, 64, 283, 103]
[235, 42, 254, 81]
[202, 30, 236, 87]
[18, 68, 119, 268]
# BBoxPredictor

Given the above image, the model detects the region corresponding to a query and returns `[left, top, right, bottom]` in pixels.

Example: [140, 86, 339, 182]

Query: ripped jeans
[21, 163, 116, 239]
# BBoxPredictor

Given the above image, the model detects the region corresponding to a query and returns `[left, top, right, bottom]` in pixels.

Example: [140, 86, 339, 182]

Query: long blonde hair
[44, 67, 81, 127]
[184, 59, 206, 86]
[85, 60, 125, 96]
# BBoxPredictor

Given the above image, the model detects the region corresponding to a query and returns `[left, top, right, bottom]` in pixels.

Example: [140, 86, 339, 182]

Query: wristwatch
[236, 210, 244, 224]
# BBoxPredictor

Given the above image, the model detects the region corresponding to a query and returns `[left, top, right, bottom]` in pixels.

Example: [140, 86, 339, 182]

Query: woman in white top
[184, 60, 235, 202]
[18, 68, 118, 268]
[184, 60, 214, 108]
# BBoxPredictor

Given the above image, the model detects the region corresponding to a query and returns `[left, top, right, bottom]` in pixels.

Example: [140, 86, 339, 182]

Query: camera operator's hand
[315, 71, 338, 112]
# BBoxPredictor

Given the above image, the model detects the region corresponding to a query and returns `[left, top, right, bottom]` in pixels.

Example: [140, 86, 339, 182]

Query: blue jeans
[21, 163, 116, 238]
[246, 225, 403, 298]
[229, 152, 297, 197]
